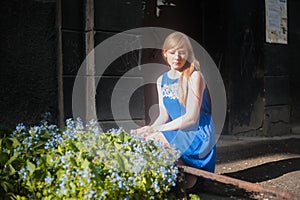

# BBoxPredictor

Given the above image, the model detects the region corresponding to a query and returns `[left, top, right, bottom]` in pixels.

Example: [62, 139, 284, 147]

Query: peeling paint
[263, 105, 290, 136]
[156, 0, 176, 17]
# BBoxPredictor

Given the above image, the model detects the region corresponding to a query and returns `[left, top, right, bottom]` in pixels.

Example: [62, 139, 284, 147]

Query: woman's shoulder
[157, 71, 171, 83]
[156, 72, 167, 85]
[190, 70, 204, 83]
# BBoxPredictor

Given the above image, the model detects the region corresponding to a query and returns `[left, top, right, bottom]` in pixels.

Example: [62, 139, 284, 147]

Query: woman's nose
[174, 52, 181, 58]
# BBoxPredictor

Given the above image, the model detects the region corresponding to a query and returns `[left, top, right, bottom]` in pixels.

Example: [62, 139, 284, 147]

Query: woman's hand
[131, 126, 156, 135]
[131, 126, 170, 148]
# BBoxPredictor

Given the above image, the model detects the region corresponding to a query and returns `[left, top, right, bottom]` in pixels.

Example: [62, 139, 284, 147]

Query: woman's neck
[168, 69, 182, 79]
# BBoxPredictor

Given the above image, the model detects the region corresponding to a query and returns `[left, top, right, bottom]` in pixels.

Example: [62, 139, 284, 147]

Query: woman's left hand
[131, 126, 155, 135]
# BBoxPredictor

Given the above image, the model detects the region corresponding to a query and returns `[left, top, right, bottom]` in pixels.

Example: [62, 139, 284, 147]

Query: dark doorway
[142, 0, 228, 129]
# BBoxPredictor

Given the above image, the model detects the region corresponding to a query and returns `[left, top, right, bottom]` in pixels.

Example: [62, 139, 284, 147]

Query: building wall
[228, 0, 299, 136]
[62, 0, 145, 131]
[289, 0, 300, 126]
[226, 0, 266, 136]
[144, 0, 297, 136]
[1, 0, 299, 136]
[0, 0, 57, 128]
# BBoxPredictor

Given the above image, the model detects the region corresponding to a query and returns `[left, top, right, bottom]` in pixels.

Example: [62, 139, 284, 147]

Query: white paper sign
[265, 0, 288, 44]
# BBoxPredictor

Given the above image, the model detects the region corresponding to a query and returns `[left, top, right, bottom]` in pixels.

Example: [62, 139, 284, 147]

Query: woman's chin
[171, 65, 184, 71]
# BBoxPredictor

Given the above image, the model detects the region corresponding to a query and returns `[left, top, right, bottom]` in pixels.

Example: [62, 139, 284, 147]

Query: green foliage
[0, 118, 179, 199]
[189, 194, 201, 200]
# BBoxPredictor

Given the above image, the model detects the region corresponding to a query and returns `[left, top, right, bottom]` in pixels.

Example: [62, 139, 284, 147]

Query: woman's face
[164, 46, 188, 71]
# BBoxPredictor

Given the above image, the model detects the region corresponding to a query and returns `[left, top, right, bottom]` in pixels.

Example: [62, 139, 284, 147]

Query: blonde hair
[162, 32, 200, 106]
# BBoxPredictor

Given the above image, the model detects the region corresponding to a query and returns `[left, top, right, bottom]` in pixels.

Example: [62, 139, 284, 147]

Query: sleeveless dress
[161, 71, 216, 172]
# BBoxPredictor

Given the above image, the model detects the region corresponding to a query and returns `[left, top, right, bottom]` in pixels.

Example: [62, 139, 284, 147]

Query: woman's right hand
[131, 126, 155, 135]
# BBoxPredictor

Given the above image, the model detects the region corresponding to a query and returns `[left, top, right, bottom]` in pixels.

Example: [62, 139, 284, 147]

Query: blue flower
[45, 176, 54, 184]
[100, 190, 106, 197]
[84, 189, 95, 199]
[15, 124, 26, 132]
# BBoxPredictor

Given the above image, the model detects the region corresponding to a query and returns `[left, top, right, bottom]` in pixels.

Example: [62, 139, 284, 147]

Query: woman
[132, 32, 216, 175]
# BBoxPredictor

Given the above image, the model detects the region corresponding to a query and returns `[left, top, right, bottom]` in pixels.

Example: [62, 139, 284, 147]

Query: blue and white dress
[161, 71, 216, 172]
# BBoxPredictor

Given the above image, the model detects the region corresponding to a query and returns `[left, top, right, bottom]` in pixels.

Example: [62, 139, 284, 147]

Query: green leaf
[118, 131, 125, 141]
[3, 138, 13, 149]
[25, 178, 33, 191]
[33, 169, 46, 181]
[0, 152, 9, 166]
[115, 152, 128, 172]
[57, 146, 63, 154]
[8, 137, 21, 148]
[30, 127, 35, 137]
[90, 164, 103, 186]
[69, 181, 76, 192]
[33, 141, 44, 149]
[5, 151, 18, 165]
[189, 194, 201, 200]
[26, 160, 36, 175]
[34, 191, 41, 199]
[45, 154, 53, 165]
[8, 164, 16, 175]
[56, 169, 64, 180]
[114, 142, 121, 149]
[81, 159, 89, 168]
[10, 194, 28, 200]
[70, 157, 77, 167]
[69, 141, 80, 152]
[40, 131, 51, 140]
[0, 181, 13, 192]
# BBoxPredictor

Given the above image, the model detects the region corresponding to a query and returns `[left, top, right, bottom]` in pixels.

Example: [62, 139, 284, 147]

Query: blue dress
[161, 71, 216, 172]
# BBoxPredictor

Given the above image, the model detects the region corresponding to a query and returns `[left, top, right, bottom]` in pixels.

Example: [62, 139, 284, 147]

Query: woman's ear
[162, 49, 167, 58]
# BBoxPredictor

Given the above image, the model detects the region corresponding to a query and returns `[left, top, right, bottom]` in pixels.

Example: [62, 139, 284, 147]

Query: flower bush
[0, 118, 180, 199]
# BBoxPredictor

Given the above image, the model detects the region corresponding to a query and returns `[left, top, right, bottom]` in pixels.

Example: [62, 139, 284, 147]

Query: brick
[62, 31, 84, 75]
[62, 0, 84, 30]
[94, 31, 142, 76]
[94, 0, 143, 31]
[264, 76, 289, 106]
[95, 76, 145, 121]
[263, 105, 290, 136]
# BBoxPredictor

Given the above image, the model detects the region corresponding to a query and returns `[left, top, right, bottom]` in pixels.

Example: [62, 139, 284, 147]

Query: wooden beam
[178, 165, 298, 200]
[56, 0, 64, 128]
[83, 0, 97, 122]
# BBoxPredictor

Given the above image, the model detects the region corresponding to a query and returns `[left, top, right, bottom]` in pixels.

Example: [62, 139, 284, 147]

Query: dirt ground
[191, 135, 300, 200]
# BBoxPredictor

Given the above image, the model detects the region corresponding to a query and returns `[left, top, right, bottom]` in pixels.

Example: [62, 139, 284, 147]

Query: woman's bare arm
[132, 75, 169, 134]
[151, 75, 169, 127]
